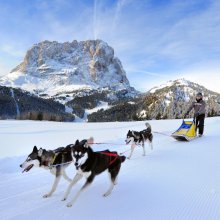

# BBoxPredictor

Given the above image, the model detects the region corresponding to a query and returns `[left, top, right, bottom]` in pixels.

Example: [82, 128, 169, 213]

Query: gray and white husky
[125, 122, 153, 159]
[20, 145, 74, 198]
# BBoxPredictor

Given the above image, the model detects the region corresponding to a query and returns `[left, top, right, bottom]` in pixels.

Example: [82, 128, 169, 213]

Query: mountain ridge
[88, 78, 220, 121]
[1, 39, 136, 99]
[0, 39, 219, 121]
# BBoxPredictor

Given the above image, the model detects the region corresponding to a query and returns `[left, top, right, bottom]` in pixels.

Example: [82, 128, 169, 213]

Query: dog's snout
[20, 164, 22, 168]
[75, 162, 78, 167]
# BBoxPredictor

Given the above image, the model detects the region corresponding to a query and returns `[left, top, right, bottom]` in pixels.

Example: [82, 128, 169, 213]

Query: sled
[171, 120, 197, 141]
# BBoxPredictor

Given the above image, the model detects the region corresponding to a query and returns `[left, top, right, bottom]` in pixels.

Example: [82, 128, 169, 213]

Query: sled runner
[171, 120, 197, 141]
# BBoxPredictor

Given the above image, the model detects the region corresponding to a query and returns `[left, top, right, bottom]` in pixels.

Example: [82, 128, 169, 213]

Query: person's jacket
[186, 99, 206, 116]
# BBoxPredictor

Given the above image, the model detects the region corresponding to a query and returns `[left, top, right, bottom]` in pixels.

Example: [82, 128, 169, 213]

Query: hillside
[0, 85, 74, 121]
[88, 79, 220, 121]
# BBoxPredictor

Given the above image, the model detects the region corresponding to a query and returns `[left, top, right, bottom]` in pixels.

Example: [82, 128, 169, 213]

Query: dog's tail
[120, 155, 126, 163]
[145, 122, 152, 132]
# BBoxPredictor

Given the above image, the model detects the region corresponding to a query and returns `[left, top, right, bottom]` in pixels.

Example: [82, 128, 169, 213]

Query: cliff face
[2, 40, 132, 97]
[0, 39, 139, 120]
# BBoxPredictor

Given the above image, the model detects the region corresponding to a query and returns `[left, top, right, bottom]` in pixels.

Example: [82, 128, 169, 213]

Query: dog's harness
[40, 152, 73, 169]
[100, 152, 119, 166]
[133, 129, 150, 144]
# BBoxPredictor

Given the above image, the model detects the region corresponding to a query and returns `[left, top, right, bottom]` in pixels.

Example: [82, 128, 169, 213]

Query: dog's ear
[84, 141, 89, 148]
[87, 137, 94, 144]
[38, 148, 43, 157]
[75, 139, 79, 145]
[33, 146, 38, 152]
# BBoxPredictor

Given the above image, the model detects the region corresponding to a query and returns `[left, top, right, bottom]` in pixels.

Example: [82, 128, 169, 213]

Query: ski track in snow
[0, 118, 220, 220]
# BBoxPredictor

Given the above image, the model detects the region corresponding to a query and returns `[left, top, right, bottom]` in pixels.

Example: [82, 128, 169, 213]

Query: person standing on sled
[184, 92, 206, 137]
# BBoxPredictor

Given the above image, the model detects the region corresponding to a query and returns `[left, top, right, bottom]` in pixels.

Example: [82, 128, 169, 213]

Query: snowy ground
[0, 118, 220, 220]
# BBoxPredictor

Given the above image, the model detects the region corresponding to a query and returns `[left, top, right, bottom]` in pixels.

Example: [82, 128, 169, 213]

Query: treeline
[66, 92, 108, 118]
[18, 111, 73, 121]
[0, 86, 74, 122]
[88, 102, 139, 122]
[87, 92, 220, 122]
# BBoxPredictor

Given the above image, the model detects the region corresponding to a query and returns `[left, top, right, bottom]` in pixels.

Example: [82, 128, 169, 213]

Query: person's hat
[196, 92, 203, 96]
[196, 92, 203, 98]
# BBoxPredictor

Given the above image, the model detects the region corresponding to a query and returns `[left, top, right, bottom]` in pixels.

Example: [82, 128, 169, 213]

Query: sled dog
[62, 138, 126, 207]
[125, 122, 153, 159]
[20, 145, 74, 198]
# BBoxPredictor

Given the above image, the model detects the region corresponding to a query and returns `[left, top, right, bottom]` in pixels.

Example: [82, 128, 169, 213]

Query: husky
[20, 145, 74, 198]
[62, 138, 126, 207]
[125, 122, 153, 159]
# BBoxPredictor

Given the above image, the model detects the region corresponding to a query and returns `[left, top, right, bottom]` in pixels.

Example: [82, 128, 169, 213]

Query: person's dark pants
[195, 114, 205, 135]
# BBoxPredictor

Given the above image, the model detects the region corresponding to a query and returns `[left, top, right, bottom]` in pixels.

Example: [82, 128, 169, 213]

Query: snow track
[0, 118, 220, 219]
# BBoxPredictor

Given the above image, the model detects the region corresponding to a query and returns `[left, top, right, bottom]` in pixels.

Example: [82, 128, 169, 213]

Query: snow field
[0, 118, 220, 219]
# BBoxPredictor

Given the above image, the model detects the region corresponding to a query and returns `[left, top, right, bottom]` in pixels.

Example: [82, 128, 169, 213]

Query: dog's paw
[43, 194, 51, 198]
[66, 202, 72, 207]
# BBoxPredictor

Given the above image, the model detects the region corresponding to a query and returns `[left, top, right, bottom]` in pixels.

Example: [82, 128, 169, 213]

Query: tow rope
[153, 131, 171, 137]
[49, 161, 73, 168]
[88, 142, 126, 145]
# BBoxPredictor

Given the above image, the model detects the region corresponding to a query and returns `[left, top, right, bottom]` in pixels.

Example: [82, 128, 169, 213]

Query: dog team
[20, 123, 153, 207]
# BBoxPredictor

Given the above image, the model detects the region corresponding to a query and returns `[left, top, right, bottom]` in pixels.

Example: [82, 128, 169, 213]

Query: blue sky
[0, 0, 220, 92]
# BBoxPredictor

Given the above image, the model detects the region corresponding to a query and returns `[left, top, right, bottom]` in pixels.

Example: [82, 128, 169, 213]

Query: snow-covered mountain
[0, 40, 136, 99]
[88, 79, 220, 121]
[140, 78, 220, 119]
[1, 42, 219, 122]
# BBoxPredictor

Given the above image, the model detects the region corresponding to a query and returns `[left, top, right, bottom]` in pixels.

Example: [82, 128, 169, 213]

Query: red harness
[100, 152, 119, 166]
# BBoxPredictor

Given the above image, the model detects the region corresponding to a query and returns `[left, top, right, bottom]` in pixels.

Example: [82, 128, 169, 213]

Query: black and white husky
[62, 138, 126, 207]
[20, 145, 74, 198]
[125, 122, 153, 159]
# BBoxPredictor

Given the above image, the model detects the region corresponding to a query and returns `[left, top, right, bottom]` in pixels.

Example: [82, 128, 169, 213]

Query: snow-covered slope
[138, 78, 220, 119]
[149, 78, 191, 93]
[87, 79, 220, 121]
[0, 40, 133, 98]
[1, 118, 220, 219]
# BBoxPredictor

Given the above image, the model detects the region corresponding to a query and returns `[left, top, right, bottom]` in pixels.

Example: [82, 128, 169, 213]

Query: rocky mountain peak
[149, 78, 203, 94]
[2, 39, 132, 98]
